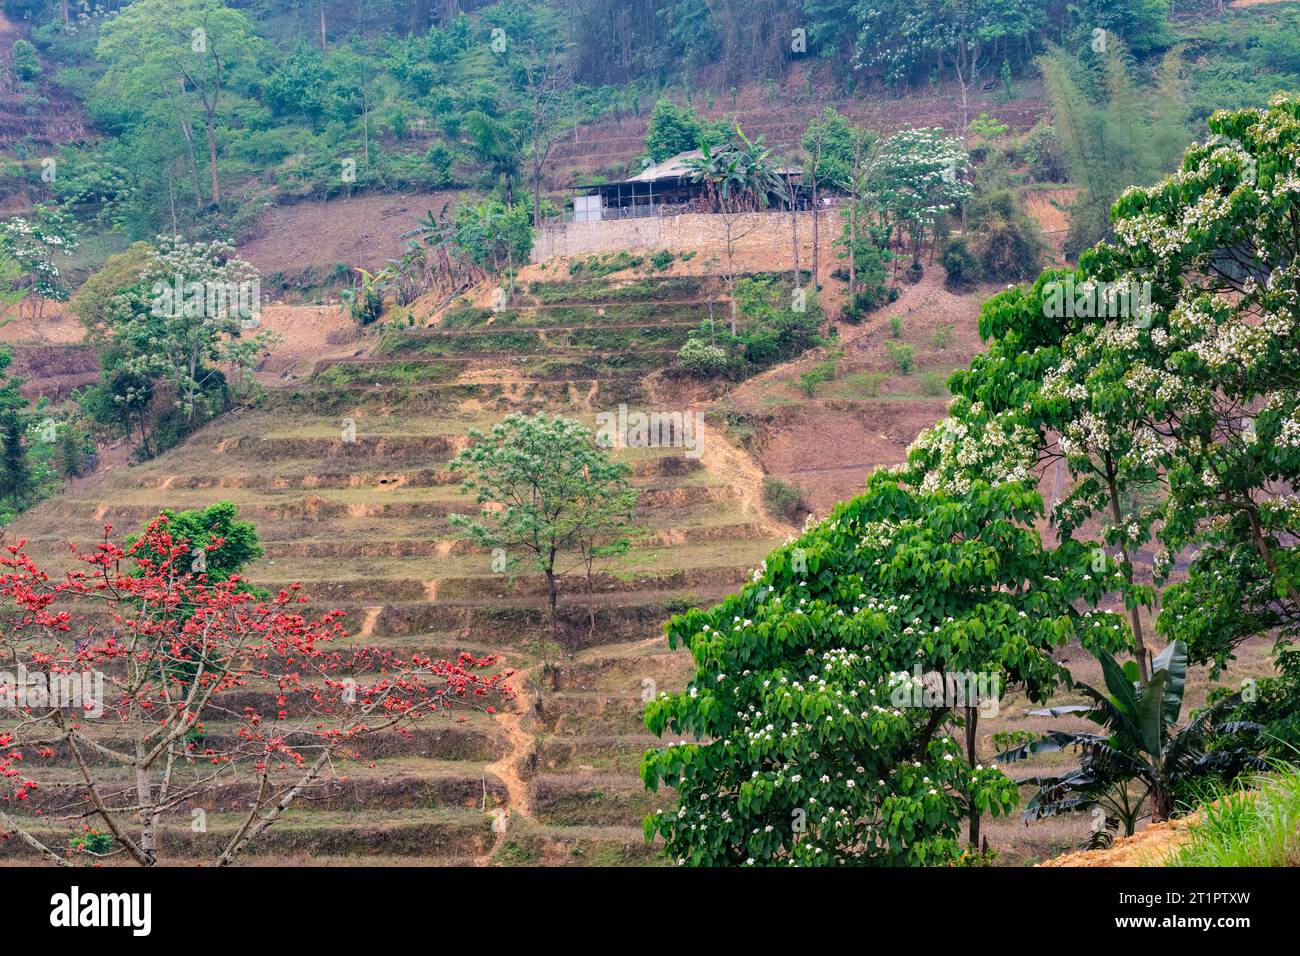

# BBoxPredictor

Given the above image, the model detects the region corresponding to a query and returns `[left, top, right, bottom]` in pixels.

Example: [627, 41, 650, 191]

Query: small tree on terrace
[0, 206, 79, 323]
[800, 108, 857, 288]
[449, 413, 636, 639]
[643, 468, 1131, 865]
[452, 200, 534, 301]
[870, 126, 971, 270]
[0, 515, 512, 866]
[106, 236, 279, 426]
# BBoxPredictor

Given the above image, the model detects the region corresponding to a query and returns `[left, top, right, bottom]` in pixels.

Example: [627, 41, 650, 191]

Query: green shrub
[677, 337, 730, 377]
[568, 252, 644, 278]
[966, 190, 1046, 283]
[1020, 123, 1066, 183]
[648, 249, 676, 271]
[888, 315, 903, 338]
[940, 237, 981, 289]
[1169, 765, 1300, 867]
[834, 241, 893, 321]
[761, 476, 808, 523]
[69, 827, 114, 857]
[795, 357, 837, 397]
[425, 143, 455, 188]
[919, 370, 946, 396]
[11, 40, 41, 83]
[731, 276, 823, 371]
[930, 323, 955, 350]
[887, 341, 914, 374]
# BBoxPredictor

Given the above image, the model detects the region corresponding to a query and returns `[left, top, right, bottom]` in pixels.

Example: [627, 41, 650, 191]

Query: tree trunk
[135, 761, 157, 864]
[1150, 780, 1173, 823]
[790, 186, 800, 290]
[848, 199, 857, 298]
[362, 86, 370, 170]
[319, 0, 328, 50]
[965, 705, 980, 849]
[544, 550, 558, 638]
[206, 110, 220, 204]
[1106, 461, 1149, 681]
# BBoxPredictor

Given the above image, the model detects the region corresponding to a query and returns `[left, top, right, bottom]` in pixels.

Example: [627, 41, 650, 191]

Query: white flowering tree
[106, 236, 277, 424]
[868, 126, 972, 270]
[917, 95, 1300, 751]
[642, 470, 1129, 865]
[914, 268, 1168, 679]
[1087, 96, 1300, 720]
[0, 206, 78, 323]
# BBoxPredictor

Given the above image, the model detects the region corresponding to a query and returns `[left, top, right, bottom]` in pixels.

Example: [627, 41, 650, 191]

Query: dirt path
[474, 657, 538, 865]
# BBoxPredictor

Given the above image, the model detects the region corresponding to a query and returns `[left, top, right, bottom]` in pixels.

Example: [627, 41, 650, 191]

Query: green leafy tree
[0, 412, 32, 511]
[452, 200, 533, 283]
[801, 108, 857, 286]
[96, 0, 261, 205]
[69, 241, 155, 339]
[10, 39, 41, 83]
[1070, 0, 1172, 56]
[643, 471, 1130, 865]
[644, 97, 702, 163]
[850, 0, 1046, 89]
[127, 500, 263, 582]
[0, 248, 26, 327]
[449, 413, 636, 636]
[79, 366, 158, 459]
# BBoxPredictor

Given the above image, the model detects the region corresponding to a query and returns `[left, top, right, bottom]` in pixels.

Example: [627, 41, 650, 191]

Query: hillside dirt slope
[1040, 816, 1197, 867]
[6, 269, 795, 866]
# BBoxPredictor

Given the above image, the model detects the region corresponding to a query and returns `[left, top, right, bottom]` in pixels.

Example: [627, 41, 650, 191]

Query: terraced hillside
[6, 273, 792, 866]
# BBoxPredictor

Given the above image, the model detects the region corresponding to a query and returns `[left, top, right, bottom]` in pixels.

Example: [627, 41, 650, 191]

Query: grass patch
[315, 361, 461, 387]
[761, 476, 808, 523]
[1167, 763, 1300, 867]
[526, 276, 708, 305]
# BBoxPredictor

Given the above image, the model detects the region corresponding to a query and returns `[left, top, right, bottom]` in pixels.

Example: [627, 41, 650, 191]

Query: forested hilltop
[2, 0, 1297, 242]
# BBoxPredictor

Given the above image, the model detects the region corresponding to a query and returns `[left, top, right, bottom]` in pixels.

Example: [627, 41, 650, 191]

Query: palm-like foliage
[996, 641, 1266, 835]
[684, 127, 787, 212]
[460, 110, 522, 202]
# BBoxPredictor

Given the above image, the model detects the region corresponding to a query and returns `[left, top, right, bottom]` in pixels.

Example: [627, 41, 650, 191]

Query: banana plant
[996, 641, 1266, 835]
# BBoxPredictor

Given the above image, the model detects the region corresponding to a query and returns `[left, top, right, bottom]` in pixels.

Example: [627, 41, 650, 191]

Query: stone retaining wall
[532, 210, 837, 265]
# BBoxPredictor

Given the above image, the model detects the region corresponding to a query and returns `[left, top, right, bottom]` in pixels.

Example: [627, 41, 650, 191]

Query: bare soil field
[237, 190, 463, 276]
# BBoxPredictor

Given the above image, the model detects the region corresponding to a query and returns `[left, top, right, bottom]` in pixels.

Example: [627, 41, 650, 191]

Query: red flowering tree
[0, 515, 513, 866]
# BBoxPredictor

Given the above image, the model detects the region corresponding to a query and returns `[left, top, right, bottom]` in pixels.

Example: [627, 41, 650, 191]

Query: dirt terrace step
[126, 455, 701, 492]
[17, 764, 509, 816]
[260, 379, 653, 411]
[530, 773, 662, 827]
[397, 315, 704, 335]
[0, 808, 495, 860]
[242, 563, 760, 604]
[490, 822, 663, 866]
[50, 483, 742, 525]
[213, 433, 465, 460]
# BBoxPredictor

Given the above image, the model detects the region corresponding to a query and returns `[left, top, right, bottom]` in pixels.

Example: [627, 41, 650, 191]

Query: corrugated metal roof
[579, 150, 804, 191]
[627, 150, 704, 182]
